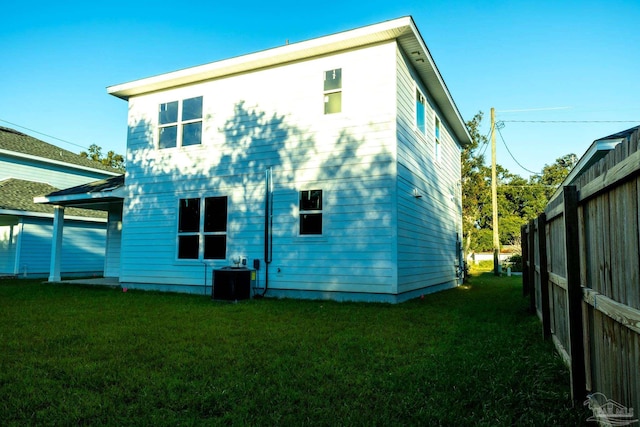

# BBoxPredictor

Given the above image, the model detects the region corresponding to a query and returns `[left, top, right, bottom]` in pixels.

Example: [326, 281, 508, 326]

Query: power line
[501, 120, 639, 123]
[475, 126, 492, 158]
[496, 126, 539, 175]
[0, 118, 90, 151]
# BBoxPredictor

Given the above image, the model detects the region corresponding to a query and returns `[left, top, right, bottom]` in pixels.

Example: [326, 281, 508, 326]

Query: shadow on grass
[0, 277, 590, 425]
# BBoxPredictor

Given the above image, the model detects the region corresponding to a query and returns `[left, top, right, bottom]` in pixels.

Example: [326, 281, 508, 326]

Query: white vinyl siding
[104, 206, 122, 277]
[120, 42, 399, 297]
[395, 45, 463, 295]
[10, 218, 107, 277]
[0, 224, 18, 274]
[0, 156, 115, 189]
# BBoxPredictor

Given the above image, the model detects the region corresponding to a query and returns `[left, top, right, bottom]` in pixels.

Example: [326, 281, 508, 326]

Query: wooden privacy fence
[522, 128, 640, 414]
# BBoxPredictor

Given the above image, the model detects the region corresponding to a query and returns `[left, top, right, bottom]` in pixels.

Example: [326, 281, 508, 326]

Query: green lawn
[0, 272, 589, 426]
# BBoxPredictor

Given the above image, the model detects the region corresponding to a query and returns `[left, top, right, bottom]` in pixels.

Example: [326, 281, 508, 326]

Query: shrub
[505, 254, 523, 272]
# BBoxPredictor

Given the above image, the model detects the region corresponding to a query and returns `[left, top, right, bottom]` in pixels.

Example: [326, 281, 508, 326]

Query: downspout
[262, 167, 273, 297]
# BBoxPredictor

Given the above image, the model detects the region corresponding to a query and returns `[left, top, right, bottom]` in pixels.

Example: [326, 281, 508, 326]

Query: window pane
[300, 190, 322, 210]
[204, 235, 227, 259]
[435, 117, 441, 139]
[159, 126, 177, 149]
[182, 122, 202, 146]
[179, 198, 200, 232]
[159, 101, 178, 124]
[182, 96, 203, 121]
[324, 69, 342, 91]
[204, 197, 227, 232]
[300, 213, 322, 235]
[178, 235, 199, 259]
[324, 92, 341, 114]
[416, 90, 426, 133]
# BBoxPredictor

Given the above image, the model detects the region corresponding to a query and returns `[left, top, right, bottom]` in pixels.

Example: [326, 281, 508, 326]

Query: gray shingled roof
[45, 174, 124, 198]
[0, 126, 120, 173]
[0, 178, 107, 219]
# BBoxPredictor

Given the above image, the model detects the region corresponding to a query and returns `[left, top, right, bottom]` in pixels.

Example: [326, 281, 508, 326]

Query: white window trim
[175, 195, 227, 262]
[298, 189, 323, 236]
[158, 97, 203, 149]
[415, 85, 427, 135]
[434, 115, 442, 163]
[323, 68, 342, 115]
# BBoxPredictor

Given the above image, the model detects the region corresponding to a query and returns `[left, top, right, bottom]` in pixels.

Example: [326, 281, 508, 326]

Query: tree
[533, 153, 578, 200]
[461, 113, 573, 253]
[462, 112, 491, 257]
[80, 144, 125, 171]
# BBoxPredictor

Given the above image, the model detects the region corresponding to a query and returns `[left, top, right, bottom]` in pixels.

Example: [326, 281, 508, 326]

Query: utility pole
[491, 107, 500, 276]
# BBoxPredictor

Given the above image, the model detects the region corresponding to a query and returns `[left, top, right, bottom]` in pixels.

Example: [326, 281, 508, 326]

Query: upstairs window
[178, 196, 227, 260]
[324, 69, 342, 114]
[416, 89, 426, 134]
[299, 190, 322, 235]
[435, 117, 442, 162]
[159, 96, 203, 149]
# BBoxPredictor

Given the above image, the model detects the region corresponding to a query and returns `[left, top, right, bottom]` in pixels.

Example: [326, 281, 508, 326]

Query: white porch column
[48, 205, 64, 282]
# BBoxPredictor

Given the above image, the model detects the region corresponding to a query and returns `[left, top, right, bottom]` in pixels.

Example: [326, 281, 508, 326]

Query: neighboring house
[41, 16, 472, 302]
[0, 126, 121, 278]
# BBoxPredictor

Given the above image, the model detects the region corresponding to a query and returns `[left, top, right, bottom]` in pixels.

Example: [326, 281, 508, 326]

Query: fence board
[527, 128, 640, 409]
[579, 142, 640, 201]
[583, 288, 640, 335]
[538, 213, 550, 339]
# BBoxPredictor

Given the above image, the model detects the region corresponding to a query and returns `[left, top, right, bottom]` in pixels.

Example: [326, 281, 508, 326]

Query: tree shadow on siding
[122, 101, 456, 296]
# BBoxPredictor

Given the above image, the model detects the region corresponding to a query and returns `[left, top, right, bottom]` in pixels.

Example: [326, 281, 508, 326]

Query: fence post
[563, 185, 586, 403]
[528, 219, 536, 313]
[521, 224, 529, 297]
[538, 212, 551, 339]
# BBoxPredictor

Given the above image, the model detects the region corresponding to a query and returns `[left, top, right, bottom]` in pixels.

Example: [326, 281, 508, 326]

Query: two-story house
[41, 16, 472, 302]
[0, 126, 121, 278]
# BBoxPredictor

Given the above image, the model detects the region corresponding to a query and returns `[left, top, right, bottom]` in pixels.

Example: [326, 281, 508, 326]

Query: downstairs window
[178, 196, 227, 260]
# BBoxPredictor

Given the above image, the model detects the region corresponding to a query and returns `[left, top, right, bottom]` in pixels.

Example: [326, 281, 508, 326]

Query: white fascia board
[108, 17, 413, 99]
[0, 208, 107, 223]
[564, 138, 622, 185]
[108, 16, 471, 147]
[0, 149, 121, 177]
[34, 187, 125, 205]
[548, 137, 622, 201]
[400, 19, 472, 146]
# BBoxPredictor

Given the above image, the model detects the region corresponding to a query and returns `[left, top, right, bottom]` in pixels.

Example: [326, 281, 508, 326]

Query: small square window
[324, 69, 342, 91]
[324, 92, 342, 115]
[204, 235, 227, 259]
[435, 117, 442, 162]
[300, 190, 322, 211]
[179, 198, 200, 232]
[159, 126, 178, 149]
[182, 122, 202, 147]
[300, 213, 322, 235]
[158, 97, 203, 149]
[416, 89, 426, 134]
[182, 96, 203, 121]
[300, 190, 323, 235]
[159, 101, 179, 125]
[178, 235, 199, 259]
[204, 197, 227, 232]
[323, 69, 342, 115]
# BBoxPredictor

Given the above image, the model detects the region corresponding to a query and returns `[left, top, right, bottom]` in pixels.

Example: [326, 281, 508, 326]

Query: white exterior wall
[0, 157, 112, 189]
[395, 47, 463, 297]
[120, 42, 400, 299]
[104, 206, 122, 277]
[11, 218, 106, 277]
[0, 223, 19, 274]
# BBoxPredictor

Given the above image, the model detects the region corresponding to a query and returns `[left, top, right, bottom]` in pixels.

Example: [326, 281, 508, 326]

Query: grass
[0, 271, 590, 426]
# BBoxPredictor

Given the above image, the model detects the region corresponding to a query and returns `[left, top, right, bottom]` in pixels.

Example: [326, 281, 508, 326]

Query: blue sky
[2, 0, 639, 177]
